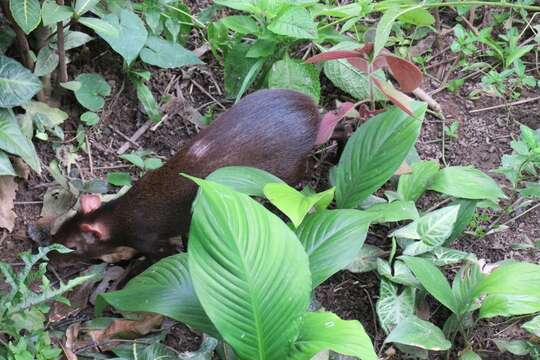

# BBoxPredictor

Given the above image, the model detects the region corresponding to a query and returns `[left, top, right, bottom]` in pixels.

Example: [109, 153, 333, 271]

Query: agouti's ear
[80, 223, 105, 240]
[80, 195, 101, 214]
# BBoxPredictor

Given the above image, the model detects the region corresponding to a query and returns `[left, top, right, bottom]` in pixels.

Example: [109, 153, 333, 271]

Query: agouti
[52, 89, 329, 262]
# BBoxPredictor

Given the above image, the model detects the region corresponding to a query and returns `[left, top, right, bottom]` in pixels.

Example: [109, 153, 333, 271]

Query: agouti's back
[53, 89, 321, 260]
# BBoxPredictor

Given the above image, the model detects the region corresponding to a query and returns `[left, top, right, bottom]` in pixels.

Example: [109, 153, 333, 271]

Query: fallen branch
[470, 96, 540, 113]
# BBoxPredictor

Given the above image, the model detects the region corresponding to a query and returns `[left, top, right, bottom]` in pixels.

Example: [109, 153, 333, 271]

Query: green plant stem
[164, 4, 206, 28]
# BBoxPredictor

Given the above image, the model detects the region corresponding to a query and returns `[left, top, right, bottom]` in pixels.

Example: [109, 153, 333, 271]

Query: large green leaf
[0, 109, 40, 173]
[376, 279, 415, 334]
[473, 262, 540, 298]
[268, 59, 320, 103]
[429, 166, 506, 202]
[323, 42, 385, 101]
[264, 183, 335, 227]
[96, 253, 217, 336]
[479, 294, 540, 319]
[95, 9, 147, 65]
[522, 315, 540, 337]
[207, 166, 284, 197]
[0, 55, 42, 107]
[268, 6, 317, 39]
[140, 36, 202, 69]
[289, 312, 377, 360]
[9, 0, 41, 34]
[187, 177, 311, 360]
[385, 316, 451, 351]
[401, 256, 459, 314]
[41, 0, 73, 26]
[335, 102, 425, 208]
[364, 200, 419, 223]
[296, 210, 374, 287]
[72, 73, 111, 111]
[397, 160, 439, 202]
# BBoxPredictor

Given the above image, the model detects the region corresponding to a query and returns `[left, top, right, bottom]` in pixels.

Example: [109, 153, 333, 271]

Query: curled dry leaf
[62, 322, 81, 360]
[90, 266, 125, 305]
[89, 313, 164, 346]
[13, 157, 30, 179]
[385, 55, 422, 93]
[0, 176, 18, 232]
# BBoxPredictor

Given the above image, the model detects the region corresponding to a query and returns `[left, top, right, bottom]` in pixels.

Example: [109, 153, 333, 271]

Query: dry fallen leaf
[13, 158, 31, 180]
[62, 322, 81, 360]
[0, 176, 18, 232]
[395, 160, 413, 176]
[90, 266, 125, 305]
[89, 313, 163, 346]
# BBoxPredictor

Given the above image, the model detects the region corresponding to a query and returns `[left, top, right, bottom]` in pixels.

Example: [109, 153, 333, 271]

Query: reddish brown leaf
[394, 160, 413, 176]
[384, 55, 423, 93]
[316, 102, 357, 145]
[347, 57, 369, 72]
[306, 51, 363, 64]
[371, 77, 414, 116]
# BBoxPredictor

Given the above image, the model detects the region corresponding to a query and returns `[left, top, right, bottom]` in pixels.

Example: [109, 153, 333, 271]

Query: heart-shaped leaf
[296, 210, 374, 287]
[289, 312, 377, 360]
[95, 9, 147, 65]
[207, 166, 284, 197]
[187, 176, 311, 359]
[376, 279, 416, 334]
[96, 253, 217, 336]
[34, 47, 59, 77]
[0, 55, 42, 107]
[72, 73, 111, 111]
[41, 0, 73, 26]
[335, 102, 425, 208]
[10, 0, 41, 34]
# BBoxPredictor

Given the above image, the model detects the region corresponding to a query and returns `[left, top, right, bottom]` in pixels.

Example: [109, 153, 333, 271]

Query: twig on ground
[117, 121, 153, 155]
[413, 87, 442, 112]
[190, 78, 227, 110]
[14, 201, 44, 205]
[500, 202, 540, 228]
[470, 96, 540, 113]
[109, 125, 141, 149]
[86, 135, 94, 177]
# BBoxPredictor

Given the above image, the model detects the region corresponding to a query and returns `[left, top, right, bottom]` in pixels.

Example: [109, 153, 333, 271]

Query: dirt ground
[1, 3, 539, 360]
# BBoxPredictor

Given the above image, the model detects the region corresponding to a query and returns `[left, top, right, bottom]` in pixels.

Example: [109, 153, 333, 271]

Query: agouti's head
[51, 195, 137, 262]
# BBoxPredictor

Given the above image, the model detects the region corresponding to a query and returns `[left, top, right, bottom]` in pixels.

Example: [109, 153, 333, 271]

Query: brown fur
[52, 89, 321, 260]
